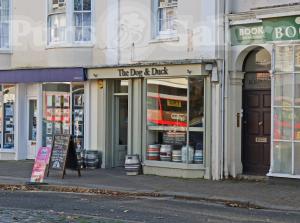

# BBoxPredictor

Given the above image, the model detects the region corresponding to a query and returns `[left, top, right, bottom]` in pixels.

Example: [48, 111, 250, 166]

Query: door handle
[259, 121, 263, 126]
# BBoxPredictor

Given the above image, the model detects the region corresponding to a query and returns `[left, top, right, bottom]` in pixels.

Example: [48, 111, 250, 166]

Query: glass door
[114, 95, 128, 167]
[27, 99, 37, 159]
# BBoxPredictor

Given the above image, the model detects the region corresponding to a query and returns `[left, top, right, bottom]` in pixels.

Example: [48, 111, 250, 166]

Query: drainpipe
[223, 0, 230, 179]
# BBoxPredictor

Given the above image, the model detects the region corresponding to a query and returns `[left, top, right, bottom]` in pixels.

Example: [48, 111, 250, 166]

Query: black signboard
[47, 134, 81, 179]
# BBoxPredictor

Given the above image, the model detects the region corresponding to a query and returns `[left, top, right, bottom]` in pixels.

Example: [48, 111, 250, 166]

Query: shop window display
[272, 45, 300, 175]
[146, 77, 205, 164]
[42, 83, 84, 150]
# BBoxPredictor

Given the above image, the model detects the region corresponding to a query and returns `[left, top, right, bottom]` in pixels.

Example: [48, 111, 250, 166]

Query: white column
[227, 71, 244, 177]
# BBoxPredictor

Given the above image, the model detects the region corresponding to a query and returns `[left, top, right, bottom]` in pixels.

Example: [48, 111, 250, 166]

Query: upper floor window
[48, 0, 92, 45]
[154, 0, 178, 39]
[0, 0, 10, 49]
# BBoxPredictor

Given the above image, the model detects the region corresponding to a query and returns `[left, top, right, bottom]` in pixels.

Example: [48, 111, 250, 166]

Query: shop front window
[42, 83, 85, 150]
[146, 77, 205, 164]
[272, 45, 300, 175]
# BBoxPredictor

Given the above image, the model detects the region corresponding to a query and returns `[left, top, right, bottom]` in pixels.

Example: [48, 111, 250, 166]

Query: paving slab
[0, 161, 300, 211]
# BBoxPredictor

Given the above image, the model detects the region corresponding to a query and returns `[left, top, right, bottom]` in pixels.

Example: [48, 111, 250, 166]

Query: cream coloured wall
[9, 0, 110, 69]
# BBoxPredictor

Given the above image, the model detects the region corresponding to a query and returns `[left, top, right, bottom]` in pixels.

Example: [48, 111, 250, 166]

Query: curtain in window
[73, 0, 91, 42]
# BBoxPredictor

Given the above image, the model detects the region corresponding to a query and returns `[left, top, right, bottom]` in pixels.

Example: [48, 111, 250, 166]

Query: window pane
[295, 74, 300, 106]
[82, 27, 91, 41]
[74, 0, 82, 11]
[274, 107, 293, 141]
[0, 0, 9, 49]
[3, 85, 15, 149]
[74, 13, 82, 26]
[75, 27, 82, 41]
[295, 108, 300, 140]
[295, 46, 300, 72]
[147, 78, 187, 127]
[189, 77, 204, 127]
[82, 12, 91, 26]
[273, 142, 292, 174]
[274, 74, 293, 107]
[275, 46, 293, 72]
[83, 0, 91, 10]
[294, 143, 300, 175]
[49, 14, 66, 43]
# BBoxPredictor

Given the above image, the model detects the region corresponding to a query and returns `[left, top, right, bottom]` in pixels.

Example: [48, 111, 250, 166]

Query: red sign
[30, 147, 52, 183]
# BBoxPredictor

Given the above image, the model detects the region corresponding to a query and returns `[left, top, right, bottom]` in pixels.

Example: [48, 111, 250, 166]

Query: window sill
[0, 149, 15, 153]
[149, 36, 179, 44]
[46, 43, 94, 50]
[143, 160, 204, 170]
[267, 172, 300, 179]
[0, 49, 12, 54]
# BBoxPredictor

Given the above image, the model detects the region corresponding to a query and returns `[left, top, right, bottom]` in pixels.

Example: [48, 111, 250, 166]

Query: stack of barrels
[146, 145, 160, 160]
[84, 150, 102, 169]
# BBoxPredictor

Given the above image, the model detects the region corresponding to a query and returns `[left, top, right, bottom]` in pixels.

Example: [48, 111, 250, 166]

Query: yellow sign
[167, 100, 181, 108]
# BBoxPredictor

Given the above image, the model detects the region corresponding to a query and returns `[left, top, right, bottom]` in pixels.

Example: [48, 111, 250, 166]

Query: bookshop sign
[231, 16, 300, 45]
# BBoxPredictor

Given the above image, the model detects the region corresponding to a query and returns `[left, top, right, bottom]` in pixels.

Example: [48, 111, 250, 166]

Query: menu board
[47, 134, 80, 179]
[163, 132, 186, 145]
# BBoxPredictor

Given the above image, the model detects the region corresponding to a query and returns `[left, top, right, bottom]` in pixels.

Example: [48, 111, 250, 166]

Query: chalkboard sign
[47, 134, 80, 179]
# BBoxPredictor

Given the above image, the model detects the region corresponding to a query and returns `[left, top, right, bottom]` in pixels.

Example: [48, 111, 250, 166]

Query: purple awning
[0, 68, 86, 83]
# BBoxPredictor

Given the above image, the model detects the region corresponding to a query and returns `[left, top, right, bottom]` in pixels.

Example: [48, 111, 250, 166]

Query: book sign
[30, 147, 52, 183]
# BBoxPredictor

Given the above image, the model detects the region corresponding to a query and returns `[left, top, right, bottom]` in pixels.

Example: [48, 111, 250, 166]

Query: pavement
[0, 160, 300, 212]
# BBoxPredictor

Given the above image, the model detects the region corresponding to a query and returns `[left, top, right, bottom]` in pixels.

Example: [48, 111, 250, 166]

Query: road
[0, 190, 299, 223]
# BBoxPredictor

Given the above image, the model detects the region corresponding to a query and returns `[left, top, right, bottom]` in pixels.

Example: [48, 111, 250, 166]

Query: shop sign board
[231, 15, 300, 45]
[30, 147, 52, 183]
[88, 64, 204, 79]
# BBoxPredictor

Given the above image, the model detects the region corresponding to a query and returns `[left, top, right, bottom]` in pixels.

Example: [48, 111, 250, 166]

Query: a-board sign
[47, 134, 81, 179]
[30, 147, 52, 183]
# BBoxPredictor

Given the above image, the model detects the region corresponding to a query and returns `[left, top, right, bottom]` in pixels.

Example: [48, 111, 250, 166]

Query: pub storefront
[228, 14, 300, 178]
[88, 63, 217, 179]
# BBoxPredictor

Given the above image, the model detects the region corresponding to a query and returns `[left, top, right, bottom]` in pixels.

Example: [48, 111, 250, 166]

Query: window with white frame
[48, 0, 92, 45]
[154, 0, 178, 38]
[0, 0, 10, 49]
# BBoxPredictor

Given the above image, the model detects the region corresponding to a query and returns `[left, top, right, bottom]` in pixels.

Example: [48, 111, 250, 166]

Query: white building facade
[225, 0, 300, 179]
[0, 0, 226, 180]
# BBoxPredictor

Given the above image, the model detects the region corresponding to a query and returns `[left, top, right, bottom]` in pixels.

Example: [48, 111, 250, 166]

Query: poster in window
[46, 136, 52, 148]
[74, 94, 83, 107]
[74, 123, 83, 136]
[46, 108, 54, 121]
[74, 109, 83, 122]
[62, 123, 70, 135]
[55, 95, 61, 107]
[54, 108, 62, 122]
[47, 95, 53, 107]
[63, 95, 70, 108]
[46, 122, 53, 135]
[4, 133, 14, 145]
[5, 104, 13, 116]
[54, 122, 61, 134]
[62, 109, 70, 123]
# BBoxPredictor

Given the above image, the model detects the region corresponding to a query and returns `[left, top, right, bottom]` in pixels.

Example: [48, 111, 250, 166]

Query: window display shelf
[143, 160, 205, 170]
[267, 173, 300, 179]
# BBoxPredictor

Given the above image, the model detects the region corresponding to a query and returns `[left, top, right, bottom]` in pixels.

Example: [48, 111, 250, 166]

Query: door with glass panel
[113, 80, 129, 167]
[27, 99, 38, 159]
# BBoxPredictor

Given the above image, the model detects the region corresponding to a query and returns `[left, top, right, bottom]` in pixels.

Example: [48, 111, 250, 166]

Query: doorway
[242, 47, 271, 175]
[27, 98, 38, 159]
[113, 80, 129, 167]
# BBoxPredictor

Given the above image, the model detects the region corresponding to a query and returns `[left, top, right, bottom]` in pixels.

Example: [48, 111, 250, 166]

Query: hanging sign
[30, 147, 52, 183]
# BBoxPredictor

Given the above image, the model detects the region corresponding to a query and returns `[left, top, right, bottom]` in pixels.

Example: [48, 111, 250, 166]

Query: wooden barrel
[160, 145, 172, 161]
[125, 155, 141, 176]
[194, 150, 203, 164]
[172, 150, 182, 162]
[147, 144, 160, 161]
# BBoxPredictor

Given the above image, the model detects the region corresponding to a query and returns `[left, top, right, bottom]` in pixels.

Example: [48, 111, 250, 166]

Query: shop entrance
[242, 47, 271, 175]
[27, 98, 38, 159]
[113, 80, 129, 167]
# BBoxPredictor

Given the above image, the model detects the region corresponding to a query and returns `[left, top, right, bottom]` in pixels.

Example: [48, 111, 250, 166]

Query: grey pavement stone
[0, 160, 300, 211]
